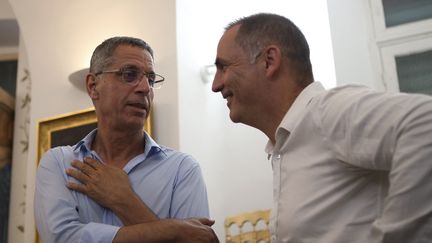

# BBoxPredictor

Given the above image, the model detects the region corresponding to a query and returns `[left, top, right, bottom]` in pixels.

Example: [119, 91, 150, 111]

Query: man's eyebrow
[121, 64, 140, 69]
[214, 58, 220, 66]
[214, 57, 226, 67]
[121, 64, 155, 73]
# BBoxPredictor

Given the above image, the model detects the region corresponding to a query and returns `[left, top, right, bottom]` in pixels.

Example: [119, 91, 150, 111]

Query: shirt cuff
[80, 222, 120, 243]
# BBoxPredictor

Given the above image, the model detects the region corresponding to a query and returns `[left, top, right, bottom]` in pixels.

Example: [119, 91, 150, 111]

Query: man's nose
[135, 76, 151, 93]
[212, 72, 223, 92]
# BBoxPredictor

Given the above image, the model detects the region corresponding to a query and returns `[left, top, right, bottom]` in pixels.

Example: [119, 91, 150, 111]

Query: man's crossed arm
[65, 157, 219, 243]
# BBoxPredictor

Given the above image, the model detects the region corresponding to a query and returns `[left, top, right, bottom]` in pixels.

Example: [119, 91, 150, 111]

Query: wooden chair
[224, 209, 271, 243]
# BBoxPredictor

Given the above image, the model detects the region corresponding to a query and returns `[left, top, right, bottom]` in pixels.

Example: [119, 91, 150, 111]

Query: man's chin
[124, 114, 147, 127]
[229, 111, 241, 123]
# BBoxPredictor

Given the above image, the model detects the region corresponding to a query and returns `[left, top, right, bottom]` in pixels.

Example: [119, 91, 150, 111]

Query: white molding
[380, 36, 432, 92]
[368, 0, 432, 92]
[369, 0, 432, 43]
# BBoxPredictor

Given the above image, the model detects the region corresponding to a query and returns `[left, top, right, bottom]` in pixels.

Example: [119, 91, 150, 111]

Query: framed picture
[35, 107, 152, 243]
[37, 106, 152, 163]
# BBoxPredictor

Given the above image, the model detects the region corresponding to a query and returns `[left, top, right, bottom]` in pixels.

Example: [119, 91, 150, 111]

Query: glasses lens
[146, 73, 156, 85]
[153, 82, 163, 89]
[122, 69, 139, 84]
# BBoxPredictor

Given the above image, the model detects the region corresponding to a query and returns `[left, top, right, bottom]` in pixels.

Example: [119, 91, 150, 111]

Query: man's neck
[92, 125, 145, 168]
[261, 83, 305, 144]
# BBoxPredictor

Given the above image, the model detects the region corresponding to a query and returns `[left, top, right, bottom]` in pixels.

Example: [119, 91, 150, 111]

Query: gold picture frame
[35, 107, 152, 243]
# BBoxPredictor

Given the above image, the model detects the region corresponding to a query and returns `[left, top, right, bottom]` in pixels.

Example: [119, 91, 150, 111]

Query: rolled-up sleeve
[80, 223, 119, 243]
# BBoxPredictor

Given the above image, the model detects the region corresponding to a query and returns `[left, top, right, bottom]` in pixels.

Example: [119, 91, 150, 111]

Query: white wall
[0, 0, 14, 19]
[176, 0, 336, 239]
[9, 0, 179, 148]
[327, 0, 385, 90]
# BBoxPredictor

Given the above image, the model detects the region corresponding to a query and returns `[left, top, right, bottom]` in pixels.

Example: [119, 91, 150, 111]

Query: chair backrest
[224, 209, 271, 243]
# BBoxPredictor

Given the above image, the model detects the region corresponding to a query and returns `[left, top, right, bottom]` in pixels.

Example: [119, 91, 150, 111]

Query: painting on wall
[36, 108, 97, 163]
[0, 57, 17, 243]
[36, 108, 153, 162]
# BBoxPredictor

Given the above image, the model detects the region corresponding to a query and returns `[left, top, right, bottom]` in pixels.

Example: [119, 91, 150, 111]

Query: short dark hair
[89, 36, 154, 73]
[226, 13, 313, 86]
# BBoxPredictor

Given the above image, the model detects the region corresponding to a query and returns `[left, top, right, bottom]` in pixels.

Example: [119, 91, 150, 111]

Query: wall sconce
[69, 68, 89, 92]
[200, 64, 216, 83]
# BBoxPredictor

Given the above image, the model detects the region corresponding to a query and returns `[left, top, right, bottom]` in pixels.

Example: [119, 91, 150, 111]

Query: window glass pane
[396, 49, 432, 95]
[0, 60, 17, 96]
[383, 0, 432, 27]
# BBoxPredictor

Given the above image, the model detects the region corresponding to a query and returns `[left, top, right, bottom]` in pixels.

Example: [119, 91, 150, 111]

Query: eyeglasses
[95, 67, 165, 89]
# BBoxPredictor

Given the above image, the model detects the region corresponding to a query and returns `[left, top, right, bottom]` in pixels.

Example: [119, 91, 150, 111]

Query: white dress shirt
[266, 82, 432, 243]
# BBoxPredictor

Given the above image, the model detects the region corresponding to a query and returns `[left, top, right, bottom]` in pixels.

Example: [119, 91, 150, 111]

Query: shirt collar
[265, 82, 326, 154]
[143, 132, 165, 157]
[73, 129, 97, 156]
[73, 128, 166, 160]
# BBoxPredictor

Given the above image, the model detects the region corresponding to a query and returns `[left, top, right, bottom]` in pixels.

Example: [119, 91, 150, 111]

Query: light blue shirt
[34, 130, 209, 243]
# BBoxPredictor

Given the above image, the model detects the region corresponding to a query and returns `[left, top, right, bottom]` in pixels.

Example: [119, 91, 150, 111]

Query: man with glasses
[34, 36, 218, 243]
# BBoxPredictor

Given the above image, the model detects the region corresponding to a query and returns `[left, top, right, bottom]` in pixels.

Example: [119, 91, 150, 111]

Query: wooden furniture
[224, 209, 271, 243]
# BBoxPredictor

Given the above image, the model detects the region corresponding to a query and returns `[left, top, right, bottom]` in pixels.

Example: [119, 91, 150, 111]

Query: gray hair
[225, 13, 313, 86]
[89, 36, 154, 73]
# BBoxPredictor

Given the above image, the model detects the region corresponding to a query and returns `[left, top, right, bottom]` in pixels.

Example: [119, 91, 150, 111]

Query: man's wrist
[111, 192, 158, 225]
[113, 219, 180, 243]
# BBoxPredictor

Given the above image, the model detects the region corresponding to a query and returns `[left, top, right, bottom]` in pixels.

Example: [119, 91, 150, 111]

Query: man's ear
[263, 45, 281, 78]
[86, 73, 99, 99]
